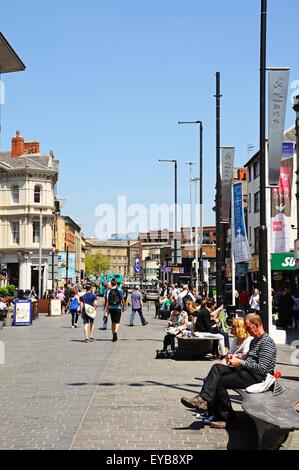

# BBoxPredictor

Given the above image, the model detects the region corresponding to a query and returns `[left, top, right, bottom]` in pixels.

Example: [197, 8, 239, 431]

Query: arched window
[12, 185, 19, 203]
[34, 185, 41, 203]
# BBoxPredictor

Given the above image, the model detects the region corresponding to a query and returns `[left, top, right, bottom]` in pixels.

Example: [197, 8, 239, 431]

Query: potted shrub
[0, 287, 9, 330]
[4, 304, 14, 327]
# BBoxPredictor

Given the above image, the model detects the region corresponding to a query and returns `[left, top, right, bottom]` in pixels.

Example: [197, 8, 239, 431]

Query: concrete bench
[235, 382, 299, 450]
[176, 335, 219, 360]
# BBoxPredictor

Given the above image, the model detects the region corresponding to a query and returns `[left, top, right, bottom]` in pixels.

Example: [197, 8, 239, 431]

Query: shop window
[33, 221, 40, 243]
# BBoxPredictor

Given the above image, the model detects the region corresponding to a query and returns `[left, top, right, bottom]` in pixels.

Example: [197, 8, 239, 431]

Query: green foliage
[85, 253, 110, 276]
[7, 285, 17, 296]
[0, 287, 8, 297]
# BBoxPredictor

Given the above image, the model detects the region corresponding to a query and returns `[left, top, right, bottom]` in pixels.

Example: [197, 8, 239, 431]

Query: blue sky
[1, 0, 298, 237]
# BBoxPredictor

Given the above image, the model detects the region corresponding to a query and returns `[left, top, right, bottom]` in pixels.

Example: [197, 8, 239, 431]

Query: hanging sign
[221, 147, 235, 222]
[268, 69, 289, 185]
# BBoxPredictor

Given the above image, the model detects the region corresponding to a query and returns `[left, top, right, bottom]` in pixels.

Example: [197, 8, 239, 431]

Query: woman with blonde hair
[222, 318, 253, 364]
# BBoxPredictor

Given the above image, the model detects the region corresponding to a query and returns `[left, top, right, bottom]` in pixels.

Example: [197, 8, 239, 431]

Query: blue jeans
[130, 308, 147, 326]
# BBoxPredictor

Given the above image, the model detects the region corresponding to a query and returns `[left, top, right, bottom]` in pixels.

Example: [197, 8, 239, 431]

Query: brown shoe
[180, 395, 208, 410]
[209, 420, 227, 429]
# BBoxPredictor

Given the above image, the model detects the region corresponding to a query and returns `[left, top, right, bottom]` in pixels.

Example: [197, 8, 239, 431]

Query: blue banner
[134, 257, 141, 274]
[233, 183, 251, 263]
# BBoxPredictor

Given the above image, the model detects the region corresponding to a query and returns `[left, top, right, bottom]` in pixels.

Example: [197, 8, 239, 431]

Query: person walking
[249, 288, 260, 313]
[68, 289, 80, 328]
[80, 285, 98, 343]
[105, 278, 125, 342]
[129, 286, 148, 327]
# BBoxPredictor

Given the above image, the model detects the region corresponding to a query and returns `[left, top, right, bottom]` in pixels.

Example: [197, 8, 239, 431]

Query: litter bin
[32, 301, 39, 320]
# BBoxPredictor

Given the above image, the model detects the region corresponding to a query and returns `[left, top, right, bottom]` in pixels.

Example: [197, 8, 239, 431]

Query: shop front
[271, 252, 297, 293]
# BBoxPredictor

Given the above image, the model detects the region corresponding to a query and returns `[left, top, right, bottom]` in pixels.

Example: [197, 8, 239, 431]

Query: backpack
[108, 288, 122, 306]
[70, 297, 79, 310]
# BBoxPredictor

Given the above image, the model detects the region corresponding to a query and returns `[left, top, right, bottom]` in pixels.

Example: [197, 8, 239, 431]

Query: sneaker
[143, 321, 149, 326]
[89, 338, 94, 342]
[129, 324, 134, 327]
[209, 420, 227, 429]
[99, 327, 107, 330]
[72, 326, 75, 329]
[74, 324, 78, 328]
[180, 395, 208, 411]
[112, 333, 118, 342]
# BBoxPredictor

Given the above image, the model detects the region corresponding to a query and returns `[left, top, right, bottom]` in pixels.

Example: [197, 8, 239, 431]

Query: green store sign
[271, 252, 296, 270]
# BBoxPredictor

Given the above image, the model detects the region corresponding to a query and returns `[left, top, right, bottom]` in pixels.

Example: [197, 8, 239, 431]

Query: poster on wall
[58, 252, 76, 281]
[271, 142, 294, 253]
[14, 299, 32, 326]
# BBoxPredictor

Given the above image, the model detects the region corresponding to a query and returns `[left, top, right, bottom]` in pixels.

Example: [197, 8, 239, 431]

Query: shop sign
[14, 300, 32, 326]
[271, 252, 295, 270]
[249, 255, 259, 272]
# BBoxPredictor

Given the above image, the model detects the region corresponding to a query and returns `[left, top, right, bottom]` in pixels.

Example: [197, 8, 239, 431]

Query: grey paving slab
[1, 303, 299, 450]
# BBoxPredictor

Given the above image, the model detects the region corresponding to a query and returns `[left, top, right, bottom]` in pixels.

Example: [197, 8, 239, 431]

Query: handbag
[84, 304, 97, 319]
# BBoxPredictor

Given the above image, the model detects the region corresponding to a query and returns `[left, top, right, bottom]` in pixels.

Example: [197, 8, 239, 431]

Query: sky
[1, 0, 298, 238]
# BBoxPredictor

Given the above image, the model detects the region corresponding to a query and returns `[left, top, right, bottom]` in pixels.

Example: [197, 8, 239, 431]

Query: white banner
[268, 69, 289, 185]
[221, 147, 235, 222]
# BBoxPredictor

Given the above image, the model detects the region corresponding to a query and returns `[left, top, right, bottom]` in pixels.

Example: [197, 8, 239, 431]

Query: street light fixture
[158, 159, 178, 268]
[178, 120, 203, 294]
[185, 161, 196, 246]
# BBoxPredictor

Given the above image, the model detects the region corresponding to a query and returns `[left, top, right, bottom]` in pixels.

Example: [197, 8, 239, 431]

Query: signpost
[14, 299, 32, 326]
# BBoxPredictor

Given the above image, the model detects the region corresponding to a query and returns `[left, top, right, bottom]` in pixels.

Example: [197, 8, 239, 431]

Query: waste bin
[32, 301, 39, 320]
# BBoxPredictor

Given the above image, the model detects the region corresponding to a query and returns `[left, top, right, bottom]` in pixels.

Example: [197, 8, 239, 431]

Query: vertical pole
[195, 179, 199, 292]
[189, 164, 193, 246]
[259, 0, 269, 331]
[231, 184, 236, 306]
[66, 246, 69, 285]
[38, 210, 42, 299]
[52, 250, 55, 292]
[293, 95, 299, 295]
[199, 122, 204, 295]
[215, 72, 222, 305]
[174, 161, 178, 266]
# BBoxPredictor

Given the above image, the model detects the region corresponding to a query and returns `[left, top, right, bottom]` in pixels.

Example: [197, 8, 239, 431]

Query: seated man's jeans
[200, 363, 264, 421]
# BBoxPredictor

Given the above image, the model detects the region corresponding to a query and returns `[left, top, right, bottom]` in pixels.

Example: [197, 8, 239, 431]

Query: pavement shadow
[144, 380, 200, 394]
[226, 412, 258, 450]
[173, 420, 205, 431]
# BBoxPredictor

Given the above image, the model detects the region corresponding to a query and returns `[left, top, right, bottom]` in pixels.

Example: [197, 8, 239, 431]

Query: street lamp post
[178, 121, 203, 294]
[185, 161, 196, 246]
[159, 159, 178, 278]
[293, 95, 299, 294]
[191, 176, 200, 292]
[259, 0, 269, 331]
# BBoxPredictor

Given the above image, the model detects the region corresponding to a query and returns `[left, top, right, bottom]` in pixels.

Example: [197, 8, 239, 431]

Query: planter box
[37, 299, 50, 314]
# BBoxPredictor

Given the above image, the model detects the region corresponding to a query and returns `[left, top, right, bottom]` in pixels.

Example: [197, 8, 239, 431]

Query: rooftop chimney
[11, 130, 24, 157]
[11, 130, 40, 157]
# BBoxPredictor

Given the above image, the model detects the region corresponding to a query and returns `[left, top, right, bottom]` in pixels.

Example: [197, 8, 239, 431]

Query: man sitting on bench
[180, 313, 277, 429]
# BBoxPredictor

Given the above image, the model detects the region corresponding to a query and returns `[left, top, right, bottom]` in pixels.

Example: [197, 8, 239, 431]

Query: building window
[254, 160, 260, 179]
[254, 191, 260, 213]
[254, 227, 260, 253]
[34, 185, 41, 203]
[249, 227, 252, 243]
[248, 193, 251, 213]
[33, 221, 40, 243]
[12, 186, 19, 203]
[11, 222, 20, 244]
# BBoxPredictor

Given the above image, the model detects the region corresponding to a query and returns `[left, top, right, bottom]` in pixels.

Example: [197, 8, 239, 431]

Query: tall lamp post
[185, 161, 196, 246]
[191, 176, 200, 292]
[158, 159, 178, 272]
[293, 95, 299, 294]
[259, 0, 269, 331]
[178, 121, 203, 293]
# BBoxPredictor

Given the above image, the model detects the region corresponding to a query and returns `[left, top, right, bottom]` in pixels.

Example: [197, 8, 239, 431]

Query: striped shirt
[241, 333, 277, 379]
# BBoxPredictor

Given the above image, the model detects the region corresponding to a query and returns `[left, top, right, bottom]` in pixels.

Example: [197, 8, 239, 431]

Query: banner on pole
[233, 183, 251, 263]
[268, 69, 289, 185]
[221, 147, 235, 222]
[271, 142, 294, 253]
